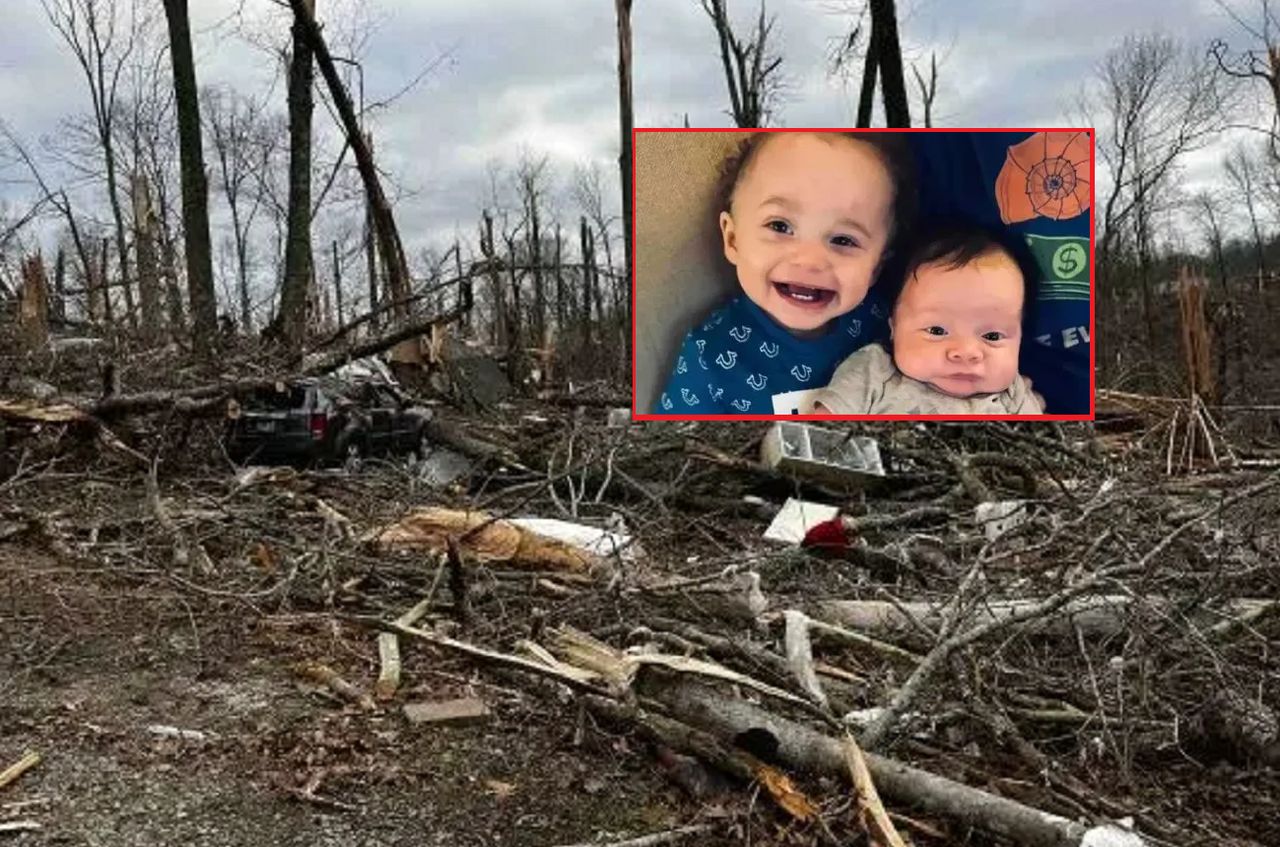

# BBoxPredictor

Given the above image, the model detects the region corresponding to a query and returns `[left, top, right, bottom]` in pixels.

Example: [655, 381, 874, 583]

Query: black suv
[224, 378, 432, 467]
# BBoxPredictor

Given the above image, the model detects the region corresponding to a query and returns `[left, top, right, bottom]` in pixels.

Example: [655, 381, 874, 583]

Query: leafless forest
[1, 2, 1278, 846]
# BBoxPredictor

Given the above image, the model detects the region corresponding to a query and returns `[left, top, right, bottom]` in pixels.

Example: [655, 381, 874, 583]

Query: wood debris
[0, 753, 40, 793]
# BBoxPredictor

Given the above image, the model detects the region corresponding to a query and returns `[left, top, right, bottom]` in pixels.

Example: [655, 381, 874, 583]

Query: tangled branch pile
[2, 397, 1278, 845]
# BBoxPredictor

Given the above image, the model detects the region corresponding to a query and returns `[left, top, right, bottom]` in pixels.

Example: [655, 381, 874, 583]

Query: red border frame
[629, 127, 1096, 423]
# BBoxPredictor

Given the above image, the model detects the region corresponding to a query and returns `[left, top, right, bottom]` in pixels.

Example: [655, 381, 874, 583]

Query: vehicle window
[248, 384, 309, 410]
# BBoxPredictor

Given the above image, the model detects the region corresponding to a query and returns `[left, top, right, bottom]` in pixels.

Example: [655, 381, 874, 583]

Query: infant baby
[809, 223, 1044, 415]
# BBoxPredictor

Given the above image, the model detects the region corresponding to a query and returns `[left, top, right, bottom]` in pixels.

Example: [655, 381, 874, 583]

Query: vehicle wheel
[342, 440, 364, 473]
[408, 429, 432, 465]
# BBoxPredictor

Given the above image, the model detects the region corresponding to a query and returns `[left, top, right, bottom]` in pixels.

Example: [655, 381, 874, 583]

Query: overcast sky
[1, 0, 1276, 307]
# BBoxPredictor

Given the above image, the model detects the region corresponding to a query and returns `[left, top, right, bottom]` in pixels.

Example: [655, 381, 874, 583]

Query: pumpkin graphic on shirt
[995, 131, 1091, 224]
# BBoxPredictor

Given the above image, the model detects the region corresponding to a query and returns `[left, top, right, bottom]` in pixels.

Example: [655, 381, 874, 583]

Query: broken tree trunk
[0, 302, 475, 423]
[819, 596, 1274, 641]
[288, 0, 411, 315]
[637, 674, 1140, 847]
[19, 253, 50, 351]
[131, 170, 164, 344]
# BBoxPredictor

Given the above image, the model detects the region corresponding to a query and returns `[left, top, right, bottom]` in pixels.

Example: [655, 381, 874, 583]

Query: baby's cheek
[893, 344, 930, 381]
[992, 348, 1021, 387]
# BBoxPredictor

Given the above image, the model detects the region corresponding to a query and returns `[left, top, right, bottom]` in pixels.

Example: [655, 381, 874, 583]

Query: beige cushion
[634, 131, 748, 413]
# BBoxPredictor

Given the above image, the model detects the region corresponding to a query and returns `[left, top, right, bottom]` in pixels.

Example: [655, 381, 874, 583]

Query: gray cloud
[2, 0, 1275, 308]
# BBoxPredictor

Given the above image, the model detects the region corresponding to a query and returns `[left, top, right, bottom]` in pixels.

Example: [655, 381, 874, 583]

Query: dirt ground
[0, 545, 749, 847]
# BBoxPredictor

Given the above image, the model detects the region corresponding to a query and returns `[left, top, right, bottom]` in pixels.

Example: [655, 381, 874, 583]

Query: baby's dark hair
[714, 131, 918, 246]
[895, 220, 1040, 332]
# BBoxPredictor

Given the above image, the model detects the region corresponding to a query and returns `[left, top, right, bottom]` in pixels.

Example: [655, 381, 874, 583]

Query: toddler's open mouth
[773, 281, 835, 308]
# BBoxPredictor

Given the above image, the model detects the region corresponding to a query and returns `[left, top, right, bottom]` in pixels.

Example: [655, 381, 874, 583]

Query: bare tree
[1085, 34, 1226, 348]
[129, 169, 162, 342]
[205, 87, 272, 333]
[1210, 0, 1280, 158]
[161, 0, 218, 354]
[828, 0, 911, 127]
[119, 36, 186, 334]
[701, 0, 785, 127]
[516, 152, 549, 349]
[870, 0, 910, 127]
[1223, 143, 1270, 286]
[280, 0, 316, 350]
[41, 0, 143, 329]
[911, 52, 938, 128]
[1193, 188, 1250, 398]
[0, 121, 97, 319]
[572, 162, 618, 324]
[615, 0, 633, 337]
[288, 0, 411, 318]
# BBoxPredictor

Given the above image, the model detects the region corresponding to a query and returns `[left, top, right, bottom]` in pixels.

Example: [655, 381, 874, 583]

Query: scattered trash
[606, 407, 632, 428]
[973, 500, 1029, 542]
[800, 517, 850, 552]
[402, 697, 491, 725]
[763, 498, 840, 545]
[761, 422, 885, 488]
[1081, 819, 1147, 847]
[414, 447, 474, 488]
[509, 516, 639, 562]
[146, 725, 209, 742]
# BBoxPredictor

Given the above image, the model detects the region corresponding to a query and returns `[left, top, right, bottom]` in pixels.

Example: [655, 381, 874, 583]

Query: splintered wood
[295, 661, 376, 711]
[366, 507, 603, 574]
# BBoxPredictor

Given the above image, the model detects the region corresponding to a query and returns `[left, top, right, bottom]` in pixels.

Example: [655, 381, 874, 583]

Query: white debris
[509, 517, 640, 562]
[146, 724, 209, 742]
[761, 421, 885, 486]
[1080, 819, 1145, 847]
[763, 497, 839, 545]
[974, 500, 1028, 542]
[415, 448, 473, 488]
[606, 407, 632, 428]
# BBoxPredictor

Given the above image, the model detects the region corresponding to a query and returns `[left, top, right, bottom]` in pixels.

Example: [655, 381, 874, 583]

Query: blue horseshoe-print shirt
[653, 291, 890, 415]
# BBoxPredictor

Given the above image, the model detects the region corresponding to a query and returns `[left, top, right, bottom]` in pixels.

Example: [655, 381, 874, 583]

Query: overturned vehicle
[223, 361, 432, 468]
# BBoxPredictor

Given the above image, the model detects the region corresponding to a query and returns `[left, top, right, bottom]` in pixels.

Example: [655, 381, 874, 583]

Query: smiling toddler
[653, 131, 915, 414]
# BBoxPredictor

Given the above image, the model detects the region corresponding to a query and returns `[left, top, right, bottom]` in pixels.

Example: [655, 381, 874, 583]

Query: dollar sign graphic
[1053, 243, 1084, 278]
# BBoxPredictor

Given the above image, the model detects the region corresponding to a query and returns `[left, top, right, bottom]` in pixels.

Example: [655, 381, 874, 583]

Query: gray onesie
[808, 343, 1043, 415]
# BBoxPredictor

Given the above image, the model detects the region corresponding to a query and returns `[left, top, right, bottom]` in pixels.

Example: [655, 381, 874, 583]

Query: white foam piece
[510, 517, 639, 562]
[763, 497, 840, 545]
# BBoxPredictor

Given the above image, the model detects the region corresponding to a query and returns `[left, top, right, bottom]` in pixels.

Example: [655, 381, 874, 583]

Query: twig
[0, 752, 40, 792]
[295, 661, 376, 712]
[550, 824, 715, 847]
[860, 470, 1280, 748]
[806, 618, 921, 665]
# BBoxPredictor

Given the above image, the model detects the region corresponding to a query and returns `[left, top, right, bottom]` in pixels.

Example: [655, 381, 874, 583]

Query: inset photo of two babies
[632, 129, 1093, 419]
